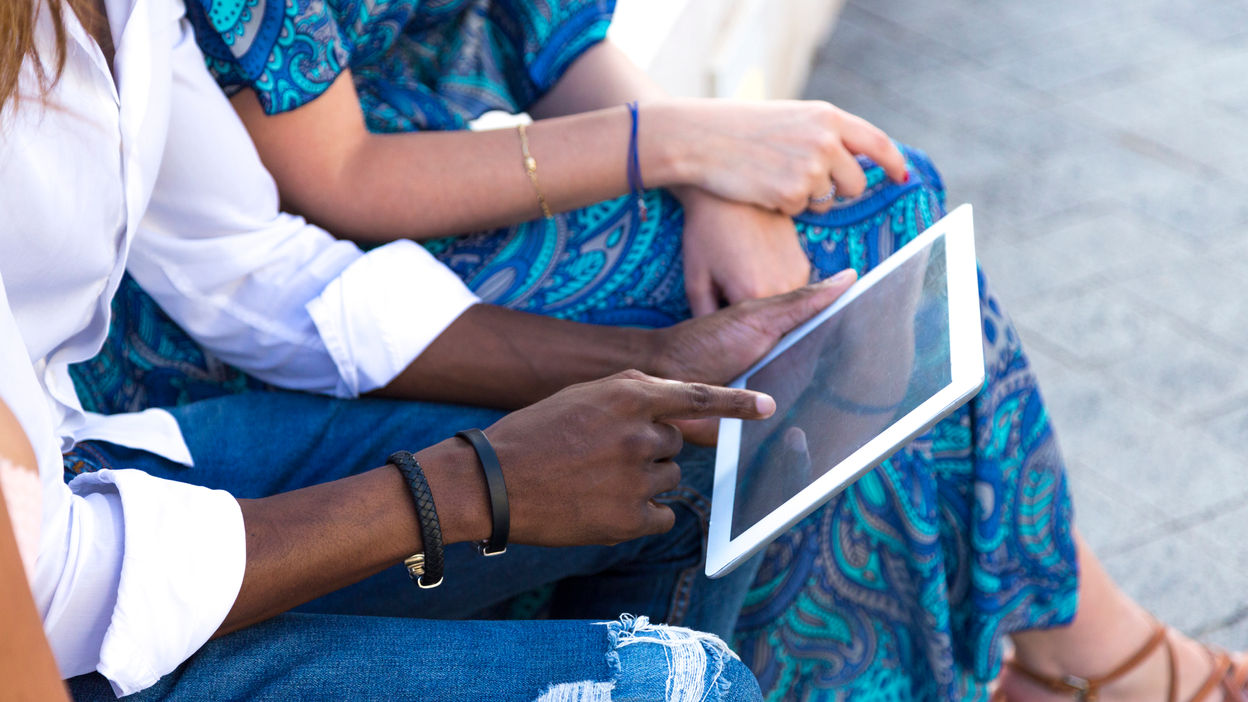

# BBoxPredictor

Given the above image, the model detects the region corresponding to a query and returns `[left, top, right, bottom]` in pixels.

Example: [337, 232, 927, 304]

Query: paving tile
[1102, 321, 1248, 417]
[1102, 529, 1248, 634]
[1181, 502, 1248, 583]
[1149, 0, 1248, 46]
[1116, 255, 1248, 354]
[1070, 76, 1248, 185]
[986, 13, 1199, 98]
[978, 240, 1105, 314]
[817, 0, 1248, 652]
[1115, 173, 1248, 246]
[1202, 613, 1248, 650]
[851, 1, 1034, 60]
[1065, 457, 1162, 556]
[1030, 370, 1248, 524]
[816, 4, 957, 88]
[875, 63, 1039, 124]
[1016, 283, 1159, 368]
[1034, 208, 1196, 275]
[1205, 402, 1248, 456]
[957, 140, 1182, 237]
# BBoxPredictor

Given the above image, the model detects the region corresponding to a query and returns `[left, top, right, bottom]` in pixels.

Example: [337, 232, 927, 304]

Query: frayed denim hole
[600, 614, 739, 702]
[533, 680, 614, 702]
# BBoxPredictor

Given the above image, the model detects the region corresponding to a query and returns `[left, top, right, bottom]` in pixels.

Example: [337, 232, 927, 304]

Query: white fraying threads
[533, 681, 614, 702]
[607, 614, 738, 702]
[0, 457, 40, 582]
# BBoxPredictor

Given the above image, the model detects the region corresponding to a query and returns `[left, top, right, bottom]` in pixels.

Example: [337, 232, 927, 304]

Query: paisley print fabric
[186, 0, 615, 122]
[72, 2, 1080, 698]
[69, 149, 1077, 701]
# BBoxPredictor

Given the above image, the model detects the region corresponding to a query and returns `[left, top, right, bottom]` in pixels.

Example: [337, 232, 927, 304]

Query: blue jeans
[64, 391, 764, 700]
[69, 614, 761, 701]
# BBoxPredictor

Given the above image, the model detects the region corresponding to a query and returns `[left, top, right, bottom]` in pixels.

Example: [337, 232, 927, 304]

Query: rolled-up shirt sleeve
[127, 9, 478, 398]
[64, 470, 245, 697]
[0, 276, 245, 697]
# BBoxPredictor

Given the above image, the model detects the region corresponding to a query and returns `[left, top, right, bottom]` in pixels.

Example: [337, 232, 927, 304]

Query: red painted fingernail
[902, 171, 911, 183]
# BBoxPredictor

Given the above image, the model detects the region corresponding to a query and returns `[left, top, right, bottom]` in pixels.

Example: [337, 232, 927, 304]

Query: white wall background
[610, 0, 847, 99]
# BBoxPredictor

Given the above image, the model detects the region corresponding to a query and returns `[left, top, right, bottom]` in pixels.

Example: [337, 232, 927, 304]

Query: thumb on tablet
[763, 269, 857, 336]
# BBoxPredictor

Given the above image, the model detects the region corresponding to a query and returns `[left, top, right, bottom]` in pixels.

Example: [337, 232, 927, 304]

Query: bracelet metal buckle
[477, 541, 507, 557]
[404, 552, 443, 588]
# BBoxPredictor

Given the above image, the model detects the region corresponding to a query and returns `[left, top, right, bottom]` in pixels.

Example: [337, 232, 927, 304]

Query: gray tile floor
[803, 0, 1248, 643]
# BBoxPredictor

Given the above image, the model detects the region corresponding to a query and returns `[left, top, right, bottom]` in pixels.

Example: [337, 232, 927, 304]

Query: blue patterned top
[185, 0, 616, 131]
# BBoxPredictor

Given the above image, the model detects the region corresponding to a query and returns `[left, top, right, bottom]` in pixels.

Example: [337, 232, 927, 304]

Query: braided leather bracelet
[456, 429, 509, 556]
[388, 450, 445, 588]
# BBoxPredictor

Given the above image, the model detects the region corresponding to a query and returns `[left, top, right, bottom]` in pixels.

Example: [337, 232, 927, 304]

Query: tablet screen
[731, 236, 951, 538]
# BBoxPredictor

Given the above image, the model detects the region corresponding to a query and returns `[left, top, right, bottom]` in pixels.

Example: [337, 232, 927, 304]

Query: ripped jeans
[63, 390, 764, 701]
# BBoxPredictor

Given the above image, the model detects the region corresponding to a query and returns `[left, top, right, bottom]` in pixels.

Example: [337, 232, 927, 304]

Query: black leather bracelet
[455, 428, 509, 556]
[388, 450, 444, 588]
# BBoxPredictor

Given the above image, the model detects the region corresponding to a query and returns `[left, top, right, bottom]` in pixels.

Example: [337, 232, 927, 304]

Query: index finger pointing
[648, 382, 777, 421]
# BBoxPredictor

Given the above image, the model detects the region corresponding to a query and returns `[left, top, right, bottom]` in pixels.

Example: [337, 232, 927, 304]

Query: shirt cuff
[307, 239, 480, 397]
[68, 469, 246, 697]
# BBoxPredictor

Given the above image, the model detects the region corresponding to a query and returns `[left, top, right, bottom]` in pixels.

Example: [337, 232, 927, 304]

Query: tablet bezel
[706, 204, 983, 579]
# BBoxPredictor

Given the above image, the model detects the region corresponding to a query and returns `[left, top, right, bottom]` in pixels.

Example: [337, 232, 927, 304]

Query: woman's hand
[645, 98, 909, 216]
[677, 189, 812, 316]
[481, 370, 774, 546]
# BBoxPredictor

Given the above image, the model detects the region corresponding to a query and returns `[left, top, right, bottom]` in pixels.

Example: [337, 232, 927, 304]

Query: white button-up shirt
[0, 0, 478, 695]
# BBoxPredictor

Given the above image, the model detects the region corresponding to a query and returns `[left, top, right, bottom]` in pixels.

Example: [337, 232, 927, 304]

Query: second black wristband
[456, 428, 509, 556]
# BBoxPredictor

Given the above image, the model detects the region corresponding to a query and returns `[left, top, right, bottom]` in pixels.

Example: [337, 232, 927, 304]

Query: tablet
[706, 204, 983, 578]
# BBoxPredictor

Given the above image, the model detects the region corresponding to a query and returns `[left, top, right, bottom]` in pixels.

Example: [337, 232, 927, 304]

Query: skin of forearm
[527, 41, 715, 208]
[373, 304, 660, 409]
[0, 403, 71, 701]
[0, 492, 68, 700]
[233, 76, 680, 242]
[218, 438, 489, 636]
[529, 41, 669, 117]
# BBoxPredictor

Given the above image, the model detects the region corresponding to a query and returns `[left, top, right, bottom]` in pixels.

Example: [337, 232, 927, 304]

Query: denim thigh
[67, 613, 763, 702]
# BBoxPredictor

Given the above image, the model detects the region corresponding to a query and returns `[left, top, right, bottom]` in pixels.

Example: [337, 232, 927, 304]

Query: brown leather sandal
[999, 620, 1248, 702]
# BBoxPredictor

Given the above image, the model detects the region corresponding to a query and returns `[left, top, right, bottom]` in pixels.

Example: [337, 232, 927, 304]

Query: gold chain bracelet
[517, 123, 553, 219]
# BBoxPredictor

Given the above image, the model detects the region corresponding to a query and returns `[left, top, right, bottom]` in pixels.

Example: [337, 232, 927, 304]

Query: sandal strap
[1190, 651, 1233, 702]
[1227, 655, 1248, 698]
[1006, 624, 1169, 701]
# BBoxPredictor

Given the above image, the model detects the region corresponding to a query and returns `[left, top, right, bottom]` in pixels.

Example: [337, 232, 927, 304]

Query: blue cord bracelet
[626, 101, 648, 222]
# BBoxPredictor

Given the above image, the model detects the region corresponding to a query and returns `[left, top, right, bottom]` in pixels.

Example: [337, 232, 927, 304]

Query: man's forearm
[219, 438, 489, 636]
[374, 304, 661, 409]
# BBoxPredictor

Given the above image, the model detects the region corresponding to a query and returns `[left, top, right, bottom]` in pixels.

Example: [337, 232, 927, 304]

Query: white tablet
[706, 204, 984, 578]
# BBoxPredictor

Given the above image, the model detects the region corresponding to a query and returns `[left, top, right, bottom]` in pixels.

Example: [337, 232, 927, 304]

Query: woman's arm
[230, 76, 649, 241]
[531, 42, 828, 315]
[0, 401, 71, 702]
[528, 40, 667, 117]
[230, 54, 907, 242]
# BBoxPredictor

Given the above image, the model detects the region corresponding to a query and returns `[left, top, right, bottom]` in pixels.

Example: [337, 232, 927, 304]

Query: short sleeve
[185, 0, 352, 114]
[487, 0, 617, 100]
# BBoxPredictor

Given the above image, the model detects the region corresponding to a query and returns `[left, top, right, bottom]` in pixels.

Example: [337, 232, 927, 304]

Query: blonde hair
[1, 0, 99, 114]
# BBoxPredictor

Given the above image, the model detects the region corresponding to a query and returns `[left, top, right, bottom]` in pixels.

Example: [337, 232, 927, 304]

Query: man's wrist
[415, 438, 493, 546]
[638, 326, 683, 381]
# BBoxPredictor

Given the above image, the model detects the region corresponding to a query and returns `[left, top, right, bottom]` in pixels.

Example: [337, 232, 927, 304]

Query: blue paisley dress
[67, 1, 1079, 699]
